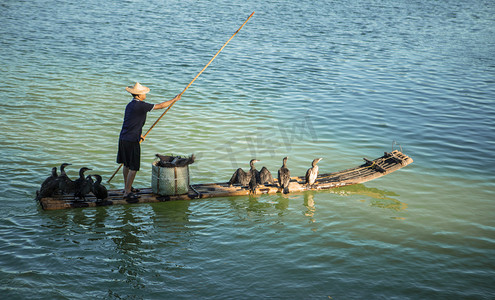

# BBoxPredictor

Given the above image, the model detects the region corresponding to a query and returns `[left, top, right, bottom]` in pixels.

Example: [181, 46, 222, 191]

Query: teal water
[1, 0, 495, 298]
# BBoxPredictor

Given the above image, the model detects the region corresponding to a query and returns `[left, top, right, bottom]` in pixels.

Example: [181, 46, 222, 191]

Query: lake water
[1, 0, 494, 298]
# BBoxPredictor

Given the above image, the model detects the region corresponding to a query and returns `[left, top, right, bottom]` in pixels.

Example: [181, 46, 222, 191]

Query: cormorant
[91, 174, 108, 202]
[57, 163, 74, 194]
[74, 167, 92, 201]
[37, 167, 58, 199]
[228, 159, 259, 187]
[155, 153, 195, 167]
[248, 159, 261, 194]
[259, 166, 275, 185]
[228, 168, 248, 186]
[84, 175, 94, 197]
[305, 158, 322, 189]
[41, 167, 58, 190]
[278, 157, 291, 194]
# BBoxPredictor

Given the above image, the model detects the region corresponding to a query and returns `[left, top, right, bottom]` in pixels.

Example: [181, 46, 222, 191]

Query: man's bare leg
[124, 169, 137, 196]
[122, 166, 137, 196]
[123, 166, 129, 190]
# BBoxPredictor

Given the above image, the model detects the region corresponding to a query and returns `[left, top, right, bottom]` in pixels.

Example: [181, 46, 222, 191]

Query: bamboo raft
[38, 150, 413, 211]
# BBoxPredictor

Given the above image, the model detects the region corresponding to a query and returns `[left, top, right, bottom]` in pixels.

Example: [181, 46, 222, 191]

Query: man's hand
[140, 135, 145, 142]
[173, 94, 181, 102]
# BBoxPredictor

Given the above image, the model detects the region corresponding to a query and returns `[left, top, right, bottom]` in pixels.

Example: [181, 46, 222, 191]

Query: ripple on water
[1, 0, 495, 298]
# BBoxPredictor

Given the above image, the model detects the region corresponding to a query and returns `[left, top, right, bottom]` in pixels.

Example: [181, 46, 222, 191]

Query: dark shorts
[117, 139, 141, 171]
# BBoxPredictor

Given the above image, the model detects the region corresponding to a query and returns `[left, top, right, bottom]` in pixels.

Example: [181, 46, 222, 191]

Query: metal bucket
[151, 162, 190, 196]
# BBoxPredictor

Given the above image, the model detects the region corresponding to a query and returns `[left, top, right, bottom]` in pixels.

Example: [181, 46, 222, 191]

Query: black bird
[155, 153, 195, 167]
[91, 174, 108, 202]
[259, 166, 275, 185]
[82, 175, 94, 199]
[74, 167, 92, 201]
[248, 159, 261, 194]
[228, 159, 259, 187]
[37, 167, 59, 199]
[305, 158, 322, 188]
[228, 168, 248, 186]
[41, 167, 58, 190]
[57, 163, 74, 194]
[278, 157, 291, 194]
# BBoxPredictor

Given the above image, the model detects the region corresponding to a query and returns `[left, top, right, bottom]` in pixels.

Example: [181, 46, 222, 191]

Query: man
[117, 82, 181, 202]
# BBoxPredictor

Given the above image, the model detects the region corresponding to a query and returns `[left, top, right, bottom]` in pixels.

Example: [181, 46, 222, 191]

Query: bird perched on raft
[36, 165, 109, 202]
[57, 163, 74, 194]
[229, 159, 274, 194]
[74, 167, 92, 201]
[248, 159, 261, 194]
[259, 165, 275, 186]
[91, 174, 108, 202]
[305, 158, 322, 189]
[229, 159, 259, 187]
[252, 162, 275, 194]
[37, 167, 59, 199]
[41, 167, 58, 189]
[278, 157, 291, 194]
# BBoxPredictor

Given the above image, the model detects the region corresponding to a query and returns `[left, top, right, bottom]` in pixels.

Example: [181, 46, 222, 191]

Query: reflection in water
[150, 200, 191, 227]
[225, 183, 406, 225]
[112, 207, 144, 253]
[274, 194, 290, 213]
[331, 184, 407, 211]
[40, 206, 149, 296]
[93, 205, 110, 231]
[43, 204, 193, 297]
[110, 206, 148, 291]
[303, 191, 316, 223]
[303, 192, 319, 232]
[43, 207, 111, 243]
[227, 193, 291, 221]
[247, 194, 273, 213]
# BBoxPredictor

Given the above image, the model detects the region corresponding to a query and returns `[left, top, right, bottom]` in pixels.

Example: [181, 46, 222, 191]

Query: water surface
[1, 0, 494, 298]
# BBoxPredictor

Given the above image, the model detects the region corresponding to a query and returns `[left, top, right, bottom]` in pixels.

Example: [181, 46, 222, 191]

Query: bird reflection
[304, 191, 316, 223]
[274, 195, 289, 212]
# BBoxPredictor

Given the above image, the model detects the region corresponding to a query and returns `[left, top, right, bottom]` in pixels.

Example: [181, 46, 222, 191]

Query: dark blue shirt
[119, 99, 155, 142]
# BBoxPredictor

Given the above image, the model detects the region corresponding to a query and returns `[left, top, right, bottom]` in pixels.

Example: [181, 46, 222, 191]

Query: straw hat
[125, 82, 150, 95]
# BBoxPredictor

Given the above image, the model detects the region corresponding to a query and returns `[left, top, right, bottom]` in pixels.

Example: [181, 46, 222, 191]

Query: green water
[1, 0, 494, 298]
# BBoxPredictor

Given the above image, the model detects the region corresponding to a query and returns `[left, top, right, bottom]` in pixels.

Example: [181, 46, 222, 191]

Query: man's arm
[153, 94, 181, 110]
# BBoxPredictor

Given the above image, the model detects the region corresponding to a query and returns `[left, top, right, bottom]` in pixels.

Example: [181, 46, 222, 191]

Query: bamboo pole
[108, 11, 255, 183]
